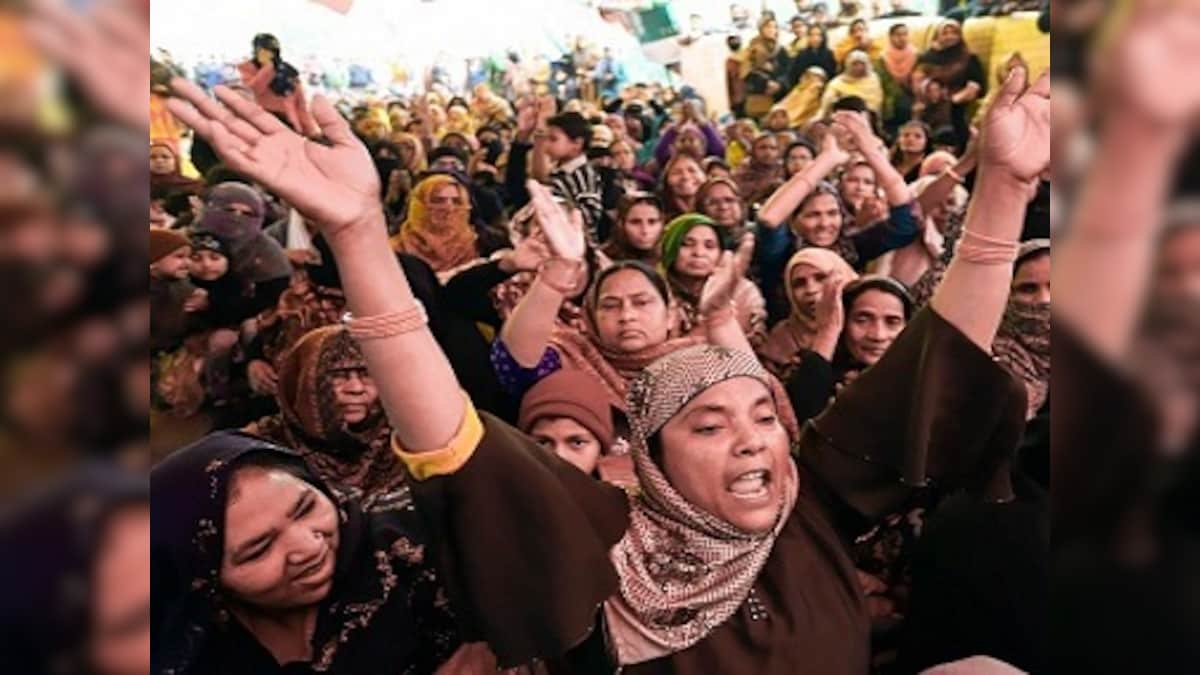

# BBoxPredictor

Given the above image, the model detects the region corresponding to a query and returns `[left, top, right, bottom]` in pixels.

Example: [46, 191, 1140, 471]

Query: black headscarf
[251, 33, 301, 97]
[0, 464, 147, 675]
[151, 431, 461, 674]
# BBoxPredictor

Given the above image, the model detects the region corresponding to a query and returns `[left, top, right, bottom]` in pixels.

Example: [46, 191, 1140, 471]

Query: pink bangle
[944, 167, 965, 184]
[343, 301, 428, 341]
[955, 228, 1019, 265]
[538, 258, 588, 296]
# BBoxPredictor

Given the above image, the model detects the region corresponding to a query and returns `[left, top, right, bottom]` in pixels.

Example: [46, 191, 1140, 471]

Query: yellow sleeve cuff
[392, 395, 484, 481]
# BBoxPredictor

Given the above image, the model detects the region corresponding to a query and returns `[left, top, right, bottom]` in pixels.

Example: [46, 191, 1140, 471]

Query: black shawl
[151, 431, 461, 674]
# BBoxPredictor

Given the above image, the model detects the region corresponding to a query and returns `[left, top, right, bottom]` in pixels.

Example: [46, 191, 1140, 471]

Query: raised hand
[1096, 3, 1200, 126]
[818, 129, 852, 168]
[832, 111, 884, 156]
[814, 272, 849, 333]
[27, 0, 149, 130]
[526, 180, 585, 261]
[500, 235, 551, 273]
[977, 66, 1050, 186]
[515, 97, 538, 139]
[167, 78, 381, 243]
[699, 238, 751, 316]
[854, 196, 889, 229]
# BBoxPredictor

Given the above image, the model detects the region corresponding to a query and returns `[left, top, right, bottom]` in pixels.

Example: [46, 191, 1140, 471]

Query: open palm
[979, 67, 1050, 184]
[167, 78, 380, 241]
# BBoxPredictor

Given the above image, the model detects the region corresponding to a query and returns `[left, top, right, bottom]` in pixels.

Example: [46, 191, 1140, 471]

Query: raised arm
[1055, 7, 1200, 361]
[700, 233, 757, 353]
[497, 181, 587, 366]
[917, 139, 978, 217]
[757, 132, 850, 228]
[928, 67, 1049, 351]
[167, 78, 464, 452]
[833, 110, 912, 207]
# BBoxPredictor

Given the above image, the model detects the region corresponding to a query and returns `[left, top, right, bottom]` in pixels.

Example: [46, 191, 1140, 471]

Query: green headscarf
[659, 213, 732, 275]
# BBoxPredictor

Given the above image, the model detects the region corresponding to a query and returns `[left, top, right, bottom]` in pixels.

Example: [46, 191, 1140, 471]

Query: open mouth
[728, 469, 772, 501]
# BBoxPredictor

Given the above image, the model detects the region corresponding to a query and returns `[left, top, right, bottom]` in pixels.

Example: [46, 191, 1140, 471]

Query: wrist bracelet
[343, 301, 428, 341]
[538, 257, 587, 296]
[955, 228, 1019, 265]
[945, 167, 965, 184]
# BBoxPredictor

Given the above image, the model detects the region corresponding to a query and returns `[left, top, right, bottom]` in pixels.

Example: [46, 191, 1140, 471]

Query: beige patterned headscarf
[604, 345, 800, 664]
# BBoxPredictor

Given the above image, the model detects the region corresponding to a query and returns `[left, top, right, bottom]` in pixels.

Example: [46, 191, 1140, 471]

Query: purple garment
[490, 339, 563, 400]
[653, 122, 727, 167]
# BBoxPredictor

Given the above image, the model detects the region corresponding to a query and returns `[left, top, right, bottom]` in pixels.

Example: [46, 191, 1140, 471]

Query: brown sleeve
[410, 412, 629, 668]
[796, 308, 1028, 523]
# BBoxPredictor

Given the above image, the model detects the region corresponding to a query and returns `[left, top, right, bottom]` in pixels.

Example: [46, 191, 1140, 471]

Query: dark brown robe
[412, 308, 1025, 674]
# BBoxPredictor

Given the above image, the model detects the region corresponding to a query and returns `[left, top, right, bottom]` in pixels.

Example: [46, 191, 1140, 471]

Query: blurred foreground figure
[1052, 3, 1200, 672]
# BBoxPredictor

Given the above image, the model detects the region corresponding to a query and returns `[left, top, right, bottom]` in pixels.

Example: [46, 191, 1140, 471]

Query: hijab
[825, 50, 884, 115]
[993, 241, 1051, 420]
[659, 214, 732, 308]
[548, 262, 704, 414]
[778, 67, 828, 129]
[194, 182, 292, 284]
[758, 248, 859, 376]
[604, 345, 801, 664]
[245, 325, 403, 495]
[918, 19, 974, 88]
[391, 174, 479, 274]
[151, 431, 460, 674]
[732, 134, 785, 205]
[150, 141, 204, 193]
[882, 32, 918, 84]
[0, 464, 146, 675]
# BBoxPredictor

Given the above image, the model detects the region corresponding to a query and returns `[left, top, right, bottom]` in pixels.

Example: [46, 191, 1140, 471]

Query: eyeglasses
[703, 197, 740, 208]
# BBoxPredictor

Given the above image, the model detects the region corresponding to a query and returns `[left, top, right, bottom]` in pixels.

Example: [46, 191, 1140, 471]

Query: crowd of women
[145, 8, 1059, 671]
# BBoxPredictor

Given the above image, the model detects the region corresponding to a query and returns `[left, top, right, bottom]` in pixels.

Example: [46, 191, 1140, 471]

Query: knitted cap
[149, 228, 191, 263]
[519, 369, 615, 450]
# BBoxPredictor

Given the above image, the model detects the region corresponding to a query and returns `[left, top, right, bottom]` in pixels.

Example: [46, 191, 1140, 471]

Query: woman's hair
[783, 138, 818, 177]
[617, 191, 663, 223]
[842, 275, 915, 320]
[890, 120, 933, 165]
[659, 153, 705, 216]
[888, 23, 908, 37]
[251, 32, 300, 97]
[590, 260, 671, 309]
[795, 181, 851, 224]
[694, 177, 744, 219]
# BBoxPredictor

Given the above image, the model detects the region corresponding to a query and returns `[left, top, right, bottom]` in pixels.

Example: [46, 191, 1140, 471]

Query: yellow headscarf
[821, 50, 884, 116]
[778, 66, 829, 128]
[390, 174, 478, 273]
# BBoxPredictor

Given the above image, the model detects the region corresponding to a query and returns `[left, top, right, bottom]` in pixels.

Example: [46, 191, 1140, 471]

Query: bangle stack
[343, 301, 428, 341]
[538, 257, 588, 296]
[955, 229, 1019, 265]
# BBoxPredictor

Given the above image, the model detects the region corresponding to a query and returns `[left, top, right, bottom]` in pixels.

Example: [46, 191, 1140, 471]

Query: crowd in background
[145, 5, 1055, 671]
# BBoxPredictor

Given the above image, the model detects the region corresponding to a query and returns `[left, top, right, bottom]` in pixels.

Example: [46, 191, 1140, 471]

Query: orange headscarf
[390, 174, 478, 273]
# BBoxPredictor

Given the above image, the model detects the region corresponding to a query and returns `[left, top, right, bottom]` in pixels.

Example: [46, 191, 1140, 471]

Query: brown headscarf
[758, 248, 859, 377]
[245, 325, 404, 494]
[992, 240, 1051, 420]
[604, 345, 801, 665]
[391, 174, 479, 273]
[549, 263, 798, 437]
[149, 141, 204, 193]
[731, 134, 784, 204]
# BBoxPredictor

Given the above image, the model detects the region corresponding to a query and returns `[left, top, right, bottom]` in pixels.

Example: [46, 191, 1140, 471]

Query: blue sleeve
[851, 201, 921, 264]
[753, 219, 794, 303]
[490, 339, 563, 400]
